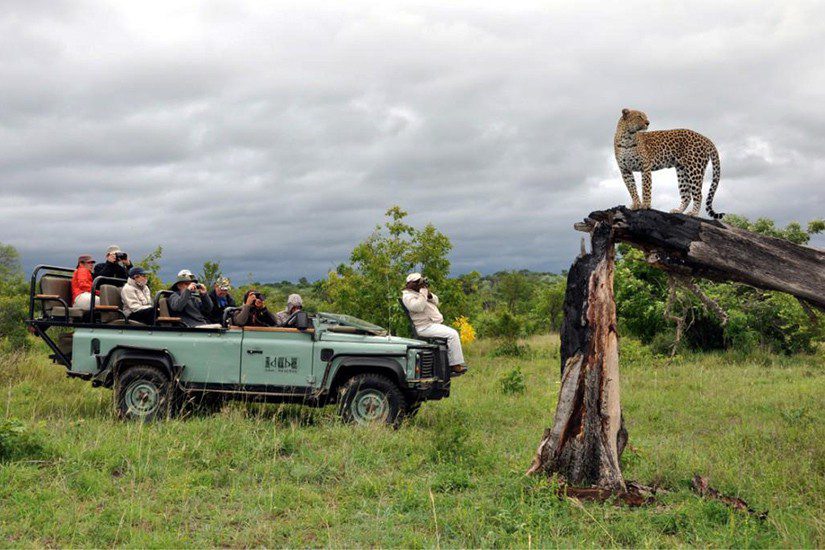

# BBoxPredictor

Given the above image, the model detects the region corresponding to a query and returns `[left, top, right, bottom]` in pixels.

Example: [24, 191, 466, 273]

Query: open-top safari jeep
[25, 265, 451, 425]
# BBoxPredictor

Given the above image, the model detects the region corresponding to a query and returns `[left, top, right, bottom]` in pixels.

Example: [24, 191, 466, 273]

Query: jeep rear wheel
[115, 365, 175, 421]
[339, 373, 406, 427]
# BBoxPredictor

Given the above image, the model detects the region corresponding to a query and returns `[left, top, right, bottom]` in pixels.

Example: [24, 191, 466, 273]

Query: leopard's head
[619, 108, 650, 133]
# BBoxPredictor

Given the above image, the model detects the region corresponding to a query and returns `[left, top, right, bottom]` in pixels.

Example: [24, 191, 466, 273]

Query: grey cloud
[1, 1, 823, 282]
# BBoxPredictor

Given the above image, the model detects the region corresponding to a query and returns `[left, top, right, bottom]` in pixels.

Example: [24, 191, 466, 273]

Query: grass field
[1, 334, 823, 547]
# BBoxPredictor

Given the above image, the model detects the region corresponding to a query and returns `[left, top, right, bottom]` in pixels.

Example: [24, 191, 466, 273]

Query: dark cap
[77, 254, 94, 266]
[128, 266, 148, 278]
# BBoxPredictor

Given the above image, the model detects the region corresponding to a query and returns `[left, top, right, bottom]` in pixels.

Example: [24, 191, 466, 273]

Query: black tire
[338, 373, 406, 427]
[115, 365, 176, 421]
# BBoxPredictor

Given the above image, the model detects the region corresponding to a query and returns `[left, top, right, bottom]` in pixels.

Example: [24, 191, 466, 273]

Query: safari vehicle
[25, 265, 451, 425]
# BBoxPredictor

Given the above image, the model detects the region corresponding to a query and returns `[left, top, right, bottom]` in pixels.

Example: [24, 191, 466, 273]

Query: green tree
[0, 242, 30, 350]
[614, 217, 823, 353]
[494, 271, 535, 313]
[199, 260, 223, 289]
[137, 246, 165, 292]
[323, 206, 455, 335]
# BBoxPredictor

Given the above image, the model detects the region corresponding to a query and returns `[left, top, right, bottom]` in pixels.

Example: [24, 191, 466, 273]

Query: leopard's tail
[705, 145, 724, 219]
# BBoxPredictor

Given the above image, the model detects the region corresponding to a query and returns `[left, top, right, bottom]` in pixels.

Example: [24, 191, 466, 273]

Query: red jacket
[71, 266, 93, 303]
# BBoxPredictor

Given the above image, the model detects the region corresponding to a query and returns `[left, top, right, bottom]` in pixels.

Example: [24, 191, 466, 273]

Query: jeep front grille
[418, 351, 435, 378]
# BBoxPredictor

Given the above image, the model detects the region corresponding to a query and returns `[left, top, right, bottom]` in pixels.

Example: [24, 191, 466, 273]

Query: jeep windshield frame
[315, 312, 388, 336]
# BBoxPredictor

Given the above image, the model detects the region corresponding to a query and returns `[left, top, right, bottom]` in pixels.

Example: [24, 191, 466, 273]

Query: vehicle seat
[98, 284, 127, 323]
[222, 307, 239, 327]
[38, 275, 84, 320]
[155, 292, 184, 326]
[398, 298, 448, 345]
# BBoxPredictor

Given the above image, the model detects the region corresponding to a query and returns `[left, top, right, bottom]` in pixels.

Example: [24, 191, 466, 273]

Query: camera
[420, 277, 429, 287]
[115, 252, 128, 261]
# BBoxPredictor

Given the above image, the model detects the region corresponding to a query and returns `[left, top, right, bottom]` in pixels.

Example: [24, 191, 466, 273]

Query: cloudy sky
[1, 0, 823, 282]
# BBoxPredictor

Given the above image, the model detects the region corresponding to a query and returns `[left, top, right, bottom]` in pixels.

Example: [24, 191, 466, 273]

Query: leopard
[614, 108, 723, 219]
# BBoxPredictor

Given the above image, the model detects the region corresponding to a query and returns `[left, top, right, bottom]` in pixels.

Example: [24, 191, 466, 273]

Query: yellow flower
[452, 316, 476, 345]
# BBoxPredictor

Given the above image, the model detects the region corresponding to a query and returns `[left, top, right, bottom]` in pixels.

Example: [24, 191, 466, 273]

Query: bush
[491, 341, 531, 358]
[499, 366, 526, 395]
[0, 418, 44, 462]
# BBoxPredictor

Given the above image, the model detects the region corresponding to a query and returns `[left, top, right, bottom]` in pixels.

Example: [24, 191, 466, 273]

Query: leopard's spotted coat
[614, 108, 723, 219]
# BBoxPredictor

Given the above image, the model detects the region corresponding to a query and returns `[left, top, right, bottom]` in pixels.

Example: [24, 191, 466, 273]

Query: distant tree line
[1, 209, 822, 354]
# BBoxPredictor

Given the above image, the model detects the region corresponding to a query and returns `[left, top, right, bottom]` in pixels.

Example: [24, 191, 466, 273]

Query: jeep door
[240, 327, 316, 391]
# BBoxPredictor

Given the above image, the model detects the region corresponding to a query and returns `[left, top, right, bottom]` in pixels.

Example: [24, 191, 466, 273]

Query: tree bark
[528, 221, 625, 490]
[586, 206, 825, 310]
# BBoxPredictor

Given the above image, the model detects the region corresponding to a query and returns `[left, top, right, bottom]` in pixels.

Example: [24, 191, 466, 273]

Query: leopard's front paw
[641, 202, 651, 210]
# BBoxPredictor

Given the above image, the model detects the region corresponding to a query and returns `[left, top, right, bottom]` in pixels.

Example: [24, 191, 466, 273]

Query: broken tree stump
[527, 221, 625, 490]
[529, 205, 823, 492]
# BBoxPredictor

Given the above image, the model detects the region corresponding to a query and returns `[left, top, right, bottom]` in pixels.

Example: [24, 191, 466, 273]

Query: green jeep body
[26, 266, 451, 425]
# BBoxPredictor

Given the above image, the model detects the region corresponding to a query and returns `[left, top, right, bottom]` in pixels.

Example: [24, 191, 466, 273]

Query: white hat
[177, 269, 194, 278]
[286, 293, 303, 308]
[406, 272, 423, 283]
[106, 245, 122, 255]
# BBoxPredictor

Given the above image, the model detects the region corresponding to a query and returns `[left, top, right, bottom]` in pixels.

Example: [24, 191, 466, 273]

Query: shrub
[491, 341, 531, 358]
[499, 366, 526, 395]
[0, 418, 44, 462]
[452, 316, 477, 345]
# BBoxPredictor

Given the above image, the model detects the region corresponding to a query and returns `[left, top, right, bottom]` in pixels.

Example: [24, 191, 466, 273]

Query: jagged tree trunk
[528, 221, 625, 490]
[529, 206, 823, 491]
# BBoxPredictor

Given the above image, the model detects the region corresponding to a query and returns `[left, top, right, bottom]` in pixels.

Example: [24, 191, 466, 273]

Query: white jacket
[121, 277, 152, 315]
[402, 288, 444, 331]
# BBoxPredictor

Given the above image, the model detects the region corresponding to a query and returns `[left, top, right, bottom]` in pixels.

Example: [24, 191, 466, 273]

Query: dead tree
[529, 206, 824, 491]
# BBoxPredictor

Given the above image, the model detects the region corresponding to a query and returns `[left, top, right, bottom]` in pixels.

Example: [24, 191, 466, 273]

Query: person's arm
[428, 292, 439, 306]
[402, 291, 428, 313]
[260, 308, 277, 327]
[166, 289, 189, 312]
[199, 292, 213, 315]
[232, 305, 252, 326]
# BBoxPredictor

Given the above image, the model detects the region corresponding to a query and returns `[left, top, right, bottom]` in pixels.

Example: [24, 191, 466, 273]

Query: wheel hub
[352, 389, 389, 423]
[125, 381, 160, 416]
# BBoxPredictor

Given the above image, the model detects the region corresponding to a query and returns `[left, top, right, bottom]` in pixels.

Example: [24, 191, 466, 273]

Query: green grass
[1, 335, 823, 547]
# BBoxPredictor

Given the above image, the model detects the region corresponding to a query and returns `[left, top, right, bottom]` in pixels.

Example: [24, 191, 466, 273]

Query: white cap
[177, 269, 194, 278]
[406, 272, 423, 283]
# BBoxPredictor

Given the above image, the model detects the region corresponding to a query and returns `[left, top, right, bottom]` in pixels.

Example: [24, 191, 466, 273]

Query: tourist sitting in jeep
[276, 293, 304, 327]
[231, 289, 276, 327]
[71, 254, 100, 309]
[168, 270, 220, 328]
[121, 266, 154, 324]
[208, 277, 236, 324]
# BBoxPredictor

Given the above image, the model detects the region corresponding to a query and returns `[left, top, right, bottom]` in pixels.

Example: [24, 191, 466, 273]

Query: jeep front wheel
[339, 373, 406, 427]
[115, 365, 175, 421]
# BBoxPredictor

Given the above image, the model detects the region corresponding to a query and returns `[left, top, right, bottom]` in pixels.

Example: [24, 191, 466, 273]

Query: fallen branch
[560, 480, 663, 507]
[691, 475, 768, 520]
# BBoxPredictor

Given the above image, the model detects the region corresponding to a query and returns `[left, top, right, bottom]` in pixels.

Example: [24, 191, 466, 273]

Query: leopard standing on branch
[614, 108, 724, 219]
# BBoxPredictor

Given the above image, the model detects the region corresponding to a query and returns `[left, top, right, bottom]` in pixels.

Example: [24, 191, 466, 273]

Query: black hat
[128, 266, 148, 278]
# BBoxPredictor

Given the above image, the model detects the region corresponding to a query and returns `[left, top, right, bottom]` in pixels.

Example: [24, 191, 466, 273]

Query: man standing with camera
[168, 270, 220, 328]
[93, 245, 132, 285]
[401, 273, 469, 375]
